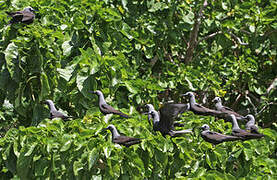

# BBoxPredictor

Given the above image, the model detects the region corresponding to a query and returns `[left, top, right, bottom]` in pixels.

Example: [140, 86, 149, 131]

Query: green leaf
[4, 42, 18, 80]
[88, 148, 99, 170]
[73, 160, 83, 176]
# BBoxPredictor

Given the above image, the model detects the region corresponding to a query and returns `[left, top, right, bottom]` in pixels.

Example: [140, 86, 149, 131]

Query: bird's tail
[119, 112, 129, 118]
[169, 129, 193, 137]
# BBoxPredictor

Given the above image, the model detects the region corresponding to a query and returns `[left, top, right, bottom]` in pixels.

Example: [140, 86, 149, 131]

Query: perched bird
[6, 7, 37, 25]
[244, 114, 262, 134]
[44, 100, 73, 120]
[181, 92, 223, 116]
[212, 97, 244, 121]
[145, 104, 156, 125]
[230, 114, 264, 140]
[159, 103, 190, 128]
[91, 90, 129, 118]
[146, 103, 189, 128]
[200, 124, 241, 145]
[149, 110, 192, 137]
[104, 125, 141, 147]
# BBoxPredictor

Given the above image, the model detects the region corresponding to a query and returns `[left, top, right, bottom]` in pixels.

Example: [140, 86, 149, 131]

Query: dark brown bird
[149, 110, 192, 137]
[91, 90, 129, 118]
[181, 92, 224, 116]
[6, 7, 37, 25]
[44, 100, 73, 120]
[230, 114, 264, 140]
[212, 97, 244, 121]
[104, 125, 141, 147]
[200, 124, 241, 145]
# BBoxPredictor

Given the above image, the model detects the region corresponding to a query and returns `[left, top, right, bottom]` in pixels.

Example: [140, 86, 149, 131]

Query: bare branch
[184, 0, 208, 63]
[197, 31, 223, 44]
[227, 31, 248, 45]
[245, 95, 257, 115]
[267, 77, 277, 94]
[256, 102, 274, 116]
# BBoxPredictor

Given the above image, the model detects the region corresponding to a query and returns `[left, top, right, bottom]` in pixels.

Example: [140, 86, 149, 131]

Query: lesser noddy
[146, 103, 189, 128]
[230, 114, 264, 140]
[6, 7, 37, 25]
[145, 104, 156, 125]
[212, 97, 244, 121]
[200, 124, 241, 145]
[91, 90, 129, 118]
[44, 100, 73, 120]
[181, 92, 223, 116]
[149, 110, 192, 137]
[104, 125, 141, 147]
[244, 114, 262, 134]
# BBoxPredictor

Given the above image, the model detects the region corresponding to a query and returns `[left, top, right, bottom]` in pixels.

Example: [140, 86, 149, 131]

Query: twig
[267, 77, 277, 94]
[256, 102, 274, 116]
[240, 29, 251, 35]
[184, 0, 208, 63]
[245, 95, 257, 115]
[197, 31, 223, 44]
[227, 31, 248, 45]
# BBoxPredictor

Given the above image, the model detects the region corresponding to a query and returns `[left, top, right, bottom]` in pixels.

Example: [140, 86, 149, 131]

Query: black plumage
[91, 90, 129, 118]
[104, 125, 141, 147]
[149, 110, 192, 137]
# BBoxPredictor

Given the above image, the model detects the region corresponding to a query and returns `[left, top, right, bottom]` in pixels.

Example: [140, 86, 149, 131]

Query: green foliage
[1, 117, 277, 179]
[0, 0, 276, 179]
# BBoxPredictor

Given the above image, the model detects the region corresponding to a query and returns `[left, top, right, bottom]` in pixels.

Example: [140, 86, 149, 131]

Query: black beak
[88, 90, 96, 94]
[180, 93, 188, 97]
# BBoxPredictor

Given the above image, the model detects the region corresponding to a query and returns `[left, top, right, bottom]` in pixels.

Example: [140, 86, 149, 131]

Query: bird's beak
[142, 112, 148, 115]
[102, 128, 109, 131]
[88, 90, 96, 94]
[180, 93, 188, 97]
[212, 98, 216, 103]
[33, 9, 38, 12]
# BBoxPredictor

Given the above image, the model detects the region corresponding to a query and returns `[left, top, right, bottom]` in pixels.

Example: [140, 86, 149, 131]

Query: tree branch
[227, 30, 248, 45]
[184, 0, 208, 63]
[267, 76, 277, 94]
[197, 31, 223, 44]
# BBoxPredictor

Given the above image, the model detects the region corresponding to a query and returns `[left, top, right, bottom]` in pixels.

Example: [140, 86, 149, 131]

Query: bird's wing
[114, 136, 141, 145]
[51, 110, 70, 119]
[205, 131, 241, 142]
[22, 12, 34, 22]
[101, 104, 129, 118]
[222, 105, 234, 112]
[159, 103, 189, 128]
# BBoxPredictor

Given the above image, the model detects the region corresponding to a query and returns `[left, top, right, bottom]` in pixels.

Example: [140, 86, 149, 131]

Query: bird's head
[200, 124, 210, 131]
[89, 90, 102, 96]
[145, 104, 154, 111]
[181, 92, 194, 97]
[24, 7, 37, 12]
[212, 97, 221, 103]
[44, 99, 53, 105]
[243, 114, 255, 121]
[103, 124, 116, 132]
